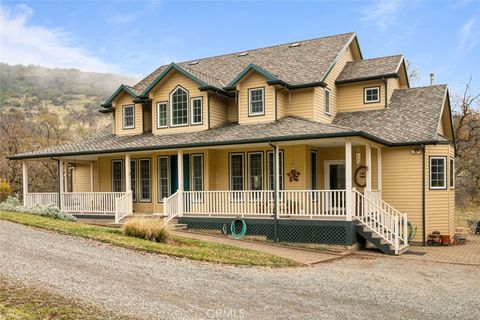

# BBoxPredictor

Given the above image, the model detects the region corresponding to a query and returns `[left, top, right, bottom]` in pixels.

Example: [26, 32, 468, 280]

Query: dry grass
[123, 218, 170, 243]
[456, 206, 480, 228]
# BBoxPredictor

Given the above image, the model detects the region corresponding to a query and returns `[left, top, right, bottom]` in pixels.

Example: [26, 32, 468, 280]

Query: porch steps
[355, 223, 409, 255]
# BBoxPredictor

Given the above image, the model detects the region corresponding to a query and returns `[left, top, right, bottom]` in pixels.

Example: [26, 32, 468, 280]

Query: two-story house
[11, 32, 455, 254]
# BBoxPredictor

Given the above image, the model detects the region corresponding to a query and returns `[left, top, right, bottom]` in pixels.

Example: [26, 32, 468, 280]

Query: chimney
[430, 73, 435, 85]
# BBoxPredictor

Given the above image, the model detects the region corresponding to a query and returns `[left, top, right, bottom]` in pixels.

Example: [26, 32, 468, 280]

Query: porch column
[125, 154, 131, 193]
[377, 147, 382, 195]
[345, 139, 353, 221]
[274, 144, 280, 219]
[177, 150, 184, 216]
[90, 162, 94, 192]
[22, 161, 28, 206]
[366, 144, 372, 193]
[59, 160, 64, 210]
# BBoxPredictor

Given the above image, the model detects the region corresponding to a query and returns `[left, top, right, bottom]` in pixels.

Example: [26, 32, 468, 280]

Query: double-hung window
[191, 97, 202, 125]
[450, 158, 455, 189]
[230, 153, 244, 200]
[157, 156, 170, 201]
[130, 159, 137, 202]
[112, 160, 123, 192]
[248, 153, 263, 200]
[364, 87, 380, 103]
[171, 87, 188, 126]
[157, 102, 168, 128]
[430, 156, 446, 189]
[191, 154, 204, 202]
[267, 150, 284, 191]
[248, 88, 264, 116]
[123, 105, 135, 129]
[139, 158, 151, 202]
[325, 89, 331, 115]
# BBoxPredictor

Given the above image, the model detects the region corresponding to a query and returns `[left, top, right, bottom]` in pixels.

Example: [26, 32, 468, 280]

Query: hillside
[0, 63, 138, 112]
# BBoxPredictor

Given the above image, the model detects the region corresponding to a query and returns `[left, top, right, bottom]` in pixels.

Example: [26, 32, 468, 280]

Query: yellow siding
[387, 77, 399, 105]
[72, 164, 92, 192]
[285, 89, 314, 119]
[336, 80, 386, 112]
[237, 72, 275, 124]
[210, 95, 228, 128]
[277, 89, 287, 119]
[143, 107, 152, 133]
[113, 93, 143, 136]
[314, 46, 355, 122]
[382, 147, 423, 242]
[425, 144, 455, 236]
[150, 71, 209, 134]
[226, 98, 238, 123]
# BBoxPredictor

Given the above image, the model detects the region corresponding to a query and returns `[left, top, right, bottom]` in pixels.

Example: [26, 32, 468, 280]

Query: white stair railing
[62, 192, 126, 214]
[163, 191, 180, 223]
[353, 189, 408, 255]
[115, 191, 133, 223]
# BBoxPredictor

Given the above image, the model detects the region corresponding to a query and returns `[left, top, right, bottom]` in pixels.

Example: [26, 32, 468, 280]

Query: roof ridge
[346, 54, 403, 63]
[396, 84, 448, 91]
[179, 32, 356, 65]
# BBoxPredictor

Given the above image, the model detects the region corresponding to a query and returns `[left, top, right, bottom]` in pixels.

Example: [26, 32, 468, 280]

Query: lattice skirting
[177, 217, 357, 245]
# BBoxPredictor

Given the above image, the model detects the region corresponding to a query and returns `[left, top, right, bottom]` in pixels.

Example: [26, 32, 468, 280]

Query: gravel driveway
[1, 220, 479, 320]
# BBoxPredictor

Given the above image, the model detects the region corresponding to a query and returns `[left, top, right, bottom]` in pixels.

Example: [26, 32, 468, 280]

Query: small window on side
[123, 105, 135, 129]
[364, 87, 380, 104]
[430, 156, 446, 190]
[157, 102, 168, 128]
[325, 89, 331, 115]
[191, 97, 203, 125]
[450, 158, 455, 189]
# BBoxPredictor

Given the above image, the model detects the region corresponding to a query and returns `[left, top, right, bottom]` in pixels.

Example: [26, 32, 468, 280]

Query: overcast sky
[1, 0, 479, 95]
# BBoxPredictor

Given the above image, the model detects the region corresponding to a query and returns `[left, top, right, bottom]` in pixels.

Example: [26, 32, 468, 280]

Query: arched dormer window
[170, 86, 188, 126]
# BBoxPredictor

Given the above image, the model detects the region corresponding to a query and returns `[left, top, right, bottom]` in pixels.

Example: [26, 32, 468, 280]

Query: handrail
[25, 193, 59, 207]
[114, 191, 133, 223]
[353, 189, 408, 254]
[163, 191, 180, 223]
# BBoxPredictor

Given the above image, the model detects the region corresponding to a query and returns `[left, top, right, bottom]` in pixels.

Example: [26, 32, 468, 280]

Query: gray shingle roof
[336, 55, 403, 83]
[132, 32, 356, 93]
[333, 85, 448, 144]
[9, 117, 354, 159]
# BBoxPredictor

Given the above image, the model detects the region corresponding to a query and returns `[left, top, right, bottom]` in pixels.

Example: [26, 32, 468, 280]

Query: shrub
[0, 196, 77, 221]
[0, 179, 12, 202]
[123, 218, 170, 243]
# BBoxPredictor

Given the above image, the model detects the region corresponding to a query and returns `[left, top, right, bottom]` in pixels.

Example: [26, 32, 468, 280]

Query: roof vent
[237, 52, 249, 57]
[189, 60, 199, 65]
[289, 42, 301, 48]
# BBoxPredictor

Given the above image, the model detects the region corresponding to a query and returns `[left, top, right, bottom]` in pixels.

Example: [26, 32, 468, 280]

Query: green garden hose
[408, 221, 417, 241]
[222, 218, 247, 240]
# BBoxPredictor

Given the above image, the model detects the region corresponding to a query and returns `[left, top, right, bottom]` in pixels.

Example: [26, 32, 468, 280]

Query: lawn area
[0, 275, 138, 320]
[0, 211, 298, 267]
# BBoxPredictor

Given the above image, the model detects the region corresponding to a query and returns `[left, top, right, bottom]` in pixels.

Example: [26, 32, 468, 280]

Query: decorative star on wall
[287, 168, 300, 182]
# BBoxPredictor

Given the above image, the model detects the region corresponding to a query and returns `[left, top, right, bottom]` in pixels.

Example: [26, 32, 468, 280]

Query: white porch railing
[279, 190, 346, 217]
[25, 193, 59, 207]
[181, 190, 346, 218]
[164, 191, 180, 222]
[353, 189, 408, 254]
[115, 191, 133, 223]
[183, 191, 274, 217]
[62, 192, 127, 214]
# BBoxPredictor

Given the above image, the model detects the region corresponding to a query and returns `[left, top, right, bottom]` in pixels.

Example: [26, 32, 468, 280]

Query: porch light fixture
[355, 147, 361, 166]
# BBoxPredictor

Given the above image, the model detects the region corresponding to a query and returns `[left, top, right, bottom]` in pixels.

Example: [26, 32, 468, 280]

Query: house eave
[335, 73, 398, 85]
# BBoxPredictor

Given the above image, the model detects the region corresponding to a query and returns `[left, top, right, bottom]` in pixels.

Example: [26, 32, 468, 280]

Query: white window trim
[324, 160, 345, 190]
[138, 158, 151, 202]
[111, 160, 123, 192]
[170, 86, 189, 127]
[364, 86, 380, 104]
[324, 88, 331, 115]
[190, 97, 203, 125]
[157, 156, 170, 202]
[229, 153, 244, 191]
[430, 156, 447, 190]
[248, 87, 265, 116]
[156, 102, 168, 129]
[311, 150, 318, 189]
[450, 157, 455, 189]
[130, 158, 137, 202]
[267, 150, 284, 191]
[248, 152, 264, 191]
[122, 105, 135, 129]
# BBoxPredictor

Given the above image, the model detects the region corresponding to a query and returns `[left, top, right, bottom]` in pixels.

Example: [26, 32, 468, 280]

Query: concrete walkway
[172, 230, 347, 265]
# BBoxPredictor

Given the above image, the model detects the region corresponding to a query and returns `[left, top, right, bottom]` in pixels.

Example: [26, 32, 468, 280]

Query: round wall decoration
[354, 165, 368, 187]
